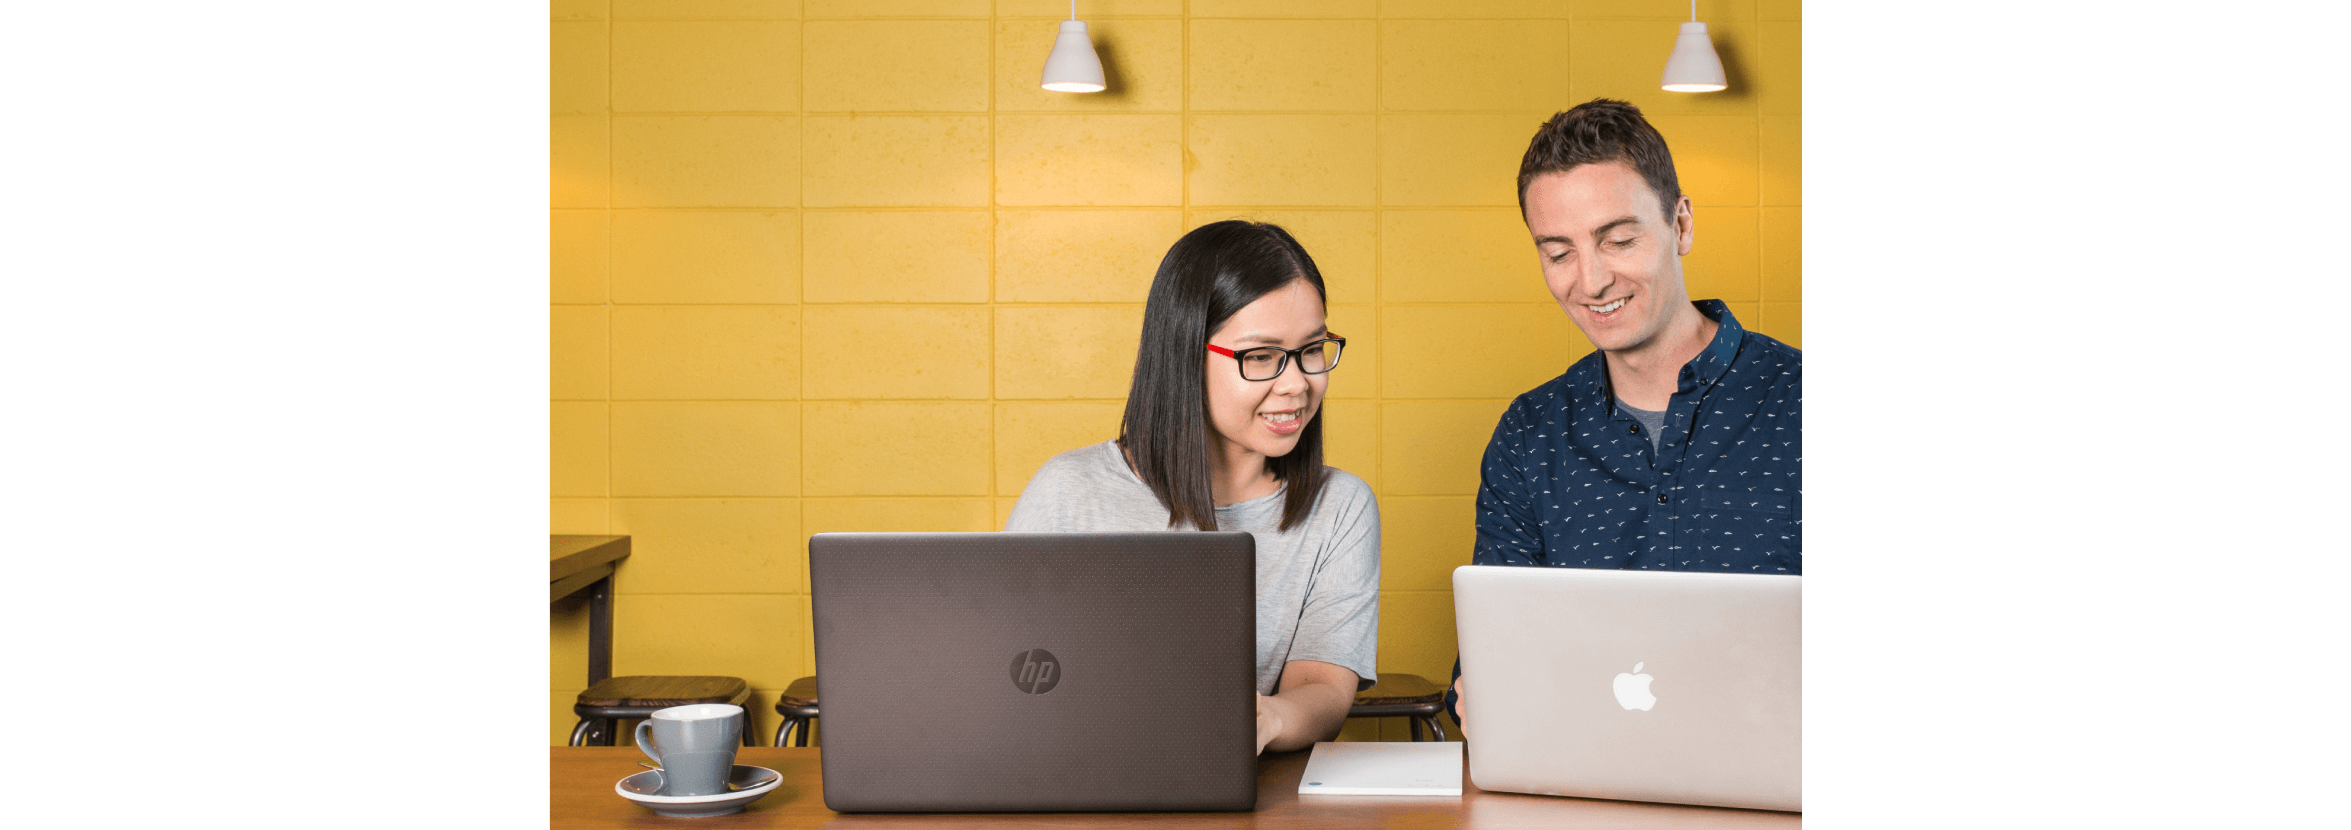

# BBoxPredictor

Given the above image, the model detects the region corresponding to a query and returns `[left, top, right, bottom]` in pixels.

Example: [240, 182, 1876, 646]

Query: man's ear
[1674, 196, 1696, 257]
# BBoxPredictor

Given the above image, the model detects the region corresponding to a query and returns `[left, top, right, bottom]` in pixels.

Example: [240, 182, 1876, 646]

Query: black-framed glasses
[1205, 337, 1346, 381]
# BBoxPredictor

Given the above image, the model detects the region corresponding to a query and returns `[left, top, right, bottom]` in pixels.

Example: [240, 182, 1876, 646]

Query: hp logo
[1009, 648, 1061, 695]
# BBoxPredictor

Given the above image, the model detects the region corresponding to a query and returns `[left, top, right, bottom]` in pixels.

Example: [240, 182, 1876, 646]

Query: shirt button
[1628, 424, 1639, 434]
[1657, 494, 1669, 504]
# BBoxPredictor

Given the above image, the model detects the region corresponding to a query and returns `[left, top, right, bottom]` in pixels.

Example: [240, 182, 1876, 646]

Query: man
[1445, 99, 1801, 728]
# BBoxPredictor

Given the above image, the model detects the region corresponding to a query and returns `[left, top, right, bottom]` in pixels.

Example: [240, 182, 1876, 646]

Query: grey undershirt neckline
[1618, 400, 1668, 453]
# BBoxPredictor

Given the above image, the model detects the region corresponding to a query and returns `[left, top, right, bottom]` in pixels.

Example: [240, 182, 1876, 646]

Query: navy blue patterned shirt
[1448, 301, 1800, 725]
[1475, 300, 1802, 573]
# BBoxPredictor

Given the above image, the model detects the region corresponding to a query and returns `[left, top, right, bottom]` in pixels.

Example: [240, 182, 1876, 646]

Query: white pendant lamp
[1659, 0, 1727, 92]
[1040, 0, 1105, 93]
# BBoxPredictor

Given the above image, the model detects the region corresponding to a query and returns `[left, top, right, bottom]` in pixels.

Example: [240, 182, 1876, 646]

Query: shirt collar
[1592, 299, 1747, 415]
[1683, 299, 1743, 387]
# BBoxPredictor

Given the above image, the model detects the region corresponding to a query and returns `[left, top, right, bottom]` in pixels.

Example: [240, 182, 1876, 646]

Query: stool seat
[777, 676, 818, 709]
[772, 676, 820, 747]
[569, 676, 752, 747]
[577, 675, 749, 710]
[1347, 673, 1448, 741]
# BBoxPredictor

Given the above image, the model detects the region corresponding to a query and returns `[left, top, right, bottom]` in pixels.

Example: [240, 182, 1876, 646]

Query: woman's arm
[1254, 659, 1359, 754]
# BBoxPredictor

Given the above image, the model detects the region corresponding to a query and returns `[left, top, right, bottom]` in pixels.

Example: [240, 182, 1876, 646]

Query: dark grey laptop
[809, 531, 1259, 812]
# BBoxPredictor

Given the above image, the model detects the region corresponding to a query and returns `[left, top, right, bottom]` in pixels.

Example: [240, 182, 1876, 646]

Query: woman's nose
[1271, 356, 1312, 394]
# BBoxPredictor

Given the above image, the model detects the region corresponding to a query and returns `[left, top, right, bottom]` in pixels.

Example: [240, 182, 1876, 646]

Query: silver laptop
[810, 532, 1259, 812]
[1452, 566, 1801, 812]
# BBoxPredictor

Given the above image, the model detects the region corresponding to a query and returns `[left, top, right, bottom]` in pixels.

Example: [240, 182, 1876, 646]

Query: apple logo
[1612, 662, 1656, 711]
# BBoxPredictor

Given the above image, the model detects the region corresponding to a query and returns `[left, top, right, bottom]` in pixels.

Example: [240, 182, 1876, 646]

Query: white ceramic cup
[634, 703, 743, 796]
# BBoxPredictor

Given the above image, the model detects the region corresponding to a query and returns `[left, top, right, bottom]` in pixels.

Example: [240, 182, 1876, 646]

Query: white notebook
[1296, 741, 1464, 796]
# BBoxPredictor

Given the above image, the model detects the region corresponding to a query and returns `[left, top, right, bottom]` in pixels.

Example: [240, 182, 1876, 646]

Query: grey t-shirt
[1619, 400, 1668, 452]
[1003, 441, 1380, 694]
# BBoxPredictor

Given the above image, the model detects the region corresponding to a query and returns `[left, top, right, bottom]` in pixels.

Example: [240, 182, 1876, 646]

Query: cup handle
[634, 721, 661, 766]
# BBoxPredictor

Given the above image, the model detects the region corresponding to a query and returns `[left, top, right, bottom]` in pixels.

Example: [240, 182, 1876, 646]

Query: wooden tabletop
[552, 535, 632, 582]
[552, 747, 1799, 828]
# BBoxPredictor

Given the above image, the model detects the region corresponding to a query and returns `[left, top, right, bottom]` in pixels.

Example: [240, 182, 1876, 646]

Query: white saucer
[615, 764, 782, 818]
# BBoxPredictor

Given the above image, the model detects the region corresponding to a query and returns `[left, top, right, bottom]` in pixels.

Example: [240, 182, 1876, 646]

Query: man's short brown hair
[1516, 99, 1683, 222]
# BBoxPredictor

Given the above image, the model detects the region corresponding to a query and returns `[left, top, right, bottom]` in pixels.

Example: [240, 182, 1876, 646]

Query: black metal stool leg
[569, 717, 594, 747]
[797, 718, 813, 747]
[1421, 714, 1446, 742]
[1409, 716, 1424, 742]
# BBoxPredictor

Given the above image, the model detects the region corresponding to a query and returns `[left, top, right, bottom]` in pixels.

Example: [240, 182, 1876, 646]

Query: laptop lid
[811, 532, 1259, 812]
[1453, 566, 1801, 812]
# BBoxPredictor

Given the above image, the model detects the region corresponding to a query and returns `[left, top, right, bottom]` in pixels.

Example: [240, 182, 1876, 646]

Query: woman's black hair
[1118, 220, 1331, 532]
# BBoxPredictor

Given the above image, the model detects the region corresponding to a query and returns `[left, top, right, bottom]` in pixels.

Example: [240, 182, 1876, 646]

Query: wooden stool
[1348, 673, 1449, 741]
[771, 676, 820, 747]
[569, 675, 754, 747]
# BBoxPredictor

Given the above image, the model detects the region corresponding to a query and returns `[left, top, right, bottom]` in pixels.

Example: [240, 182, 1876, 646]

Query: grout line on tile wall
[987, 2, 1000, 513]
[795, 13, 811, 563]
[806, 204, 1743, 211]
[1370, 0, 1386, 507]
[603, 7, 615, 528]
[607, 494, 997, 501]
[1179, 1, 1190, 217]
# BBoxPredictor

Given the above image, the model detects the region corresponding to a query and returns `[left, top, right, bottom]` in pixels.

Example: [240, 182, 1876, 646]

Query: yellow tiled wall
[552, 0, 1800, 745]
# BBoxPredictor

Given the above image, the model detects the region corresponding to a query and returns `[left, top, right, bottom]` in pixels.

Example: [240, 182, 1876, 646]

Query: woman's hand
[1254, 661, 1357, 754]
[1254, 693, 1286, 755]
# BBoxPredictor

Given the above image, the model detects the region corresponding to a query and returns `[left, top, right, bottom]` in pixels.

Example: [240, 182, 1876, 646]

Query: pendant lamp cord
[1690, 0, 1696, 21]
[1071, 0, 1078, 21]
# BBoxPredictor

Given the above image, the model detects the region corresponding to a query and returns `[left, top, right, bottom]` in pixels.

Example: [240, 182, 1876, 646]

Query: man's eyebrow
[1591, 216, 1642, 237]
[1533, 216, 1642, 247]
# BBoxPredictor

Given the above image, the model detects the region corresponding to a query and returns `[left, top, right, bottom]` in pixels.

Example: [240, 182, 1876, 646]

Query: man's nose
[1575, 251, 1614, 299]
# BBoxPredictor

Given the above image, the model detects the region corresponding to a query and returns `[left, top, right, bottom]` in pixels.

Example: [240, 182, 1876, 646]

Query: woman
[1004, 220, 1378, 756]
